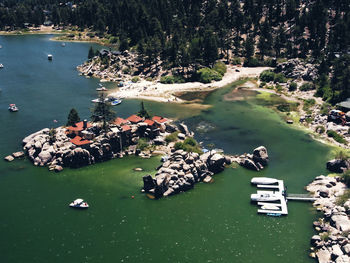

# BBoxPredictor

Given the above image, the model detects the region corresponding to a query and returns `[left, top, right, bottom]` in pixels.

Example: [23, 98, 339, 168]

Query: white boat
[260, 204, 280, 210]
[96, 87, 107, 91]
[251, 192, 281, 202]
[48, 54, 53, 60]
[111, 99, 122, 105]
[251, 177, 278, 185]
[69, 198, 89, 209]
[61, 43, 66, 47]
[8, 104, 18, 112]
[0, 63, 3, 68]
[91, 98, 109, 103]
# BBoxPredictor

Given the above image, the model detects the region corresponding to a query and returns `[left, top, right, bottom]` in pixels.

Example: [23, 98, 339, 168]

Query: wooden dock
[286, 194, 317, 202]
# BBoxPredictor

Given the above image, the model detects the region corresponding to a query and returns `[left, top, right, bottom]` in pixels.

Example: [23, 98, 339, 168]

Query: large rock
[63, 147, 92, 168]
[37, 150, 52, 166]
[252, 146, 269, 167]
[143, 175, 156, 192]
[331, 214, 350, 232]
[4, 155, 14, 162]
[242, 158, 259, 171]
[327, 159, 350, 173]
[178, 123, 190, 136]
[316, 249, 331, 263]
[336, 255, 350, 263]
[207, 153, 226, 173]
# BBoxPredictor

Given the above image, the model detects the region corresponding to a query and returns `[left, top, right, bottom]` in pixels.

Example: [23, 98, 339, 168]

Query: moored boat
[48, 54, 53, 60]
[260, 204, 280, 210]
[96, 86, 107, 91]
[0, 63, 3, 68]
[251, 192, 281, 202]
[69, 198, 89, 209]
[8, 104, 18, 112]
[111, 99, 122, 105]
[251, 177, 278, 185]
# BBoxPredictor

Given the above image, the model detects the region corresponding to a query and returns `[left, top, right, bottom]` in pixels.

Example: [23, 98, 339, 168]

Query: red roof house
[113, 117, 128, 126]
[152, 116, 168, 124]
[144, 119, 155, 126]
[121, 125, 131, 132]
[127, 114, 143, 124]
[67, 121, 92, 132]
[70, 136, 92, 146]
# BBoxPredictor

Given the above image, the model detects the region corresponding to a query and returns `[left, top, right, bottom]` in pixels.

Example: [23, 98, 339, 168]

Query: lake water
[0, 35, 331, 263]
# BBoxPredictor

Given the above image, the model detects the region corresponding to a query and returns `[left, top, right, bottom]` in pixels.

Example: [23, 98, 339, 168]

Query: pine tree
[91, 93, 116, 131]
[66, 108, 80, 126]
[88, 46, 95, 59]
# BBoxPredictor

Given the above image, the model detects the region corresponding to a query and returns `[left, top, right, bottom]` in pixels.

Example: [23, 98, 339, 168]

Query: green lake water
[0, 35, 331, 262]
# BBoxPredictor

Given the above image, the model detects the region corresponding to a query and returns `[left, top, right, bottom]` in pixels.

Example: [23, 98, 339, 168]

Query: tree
[244, 35, 255, 59]
[88, 46, 95, 59]
[137, 101, 151, 119]
[91, 93, 116, 131]
[66, 108, 80, 126]
[203, 29, 218, 66]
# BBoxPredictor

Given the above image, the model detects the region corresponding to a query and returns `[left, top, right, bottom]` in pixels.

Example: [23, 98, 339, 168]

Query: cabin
[152, 116, 168, 125]
[113, 117, 129, 126]
[144, 119, 156, 128]
[127, 114, 143, 124]
[70, 136, 92, 148]
[66, 120, 92, 136]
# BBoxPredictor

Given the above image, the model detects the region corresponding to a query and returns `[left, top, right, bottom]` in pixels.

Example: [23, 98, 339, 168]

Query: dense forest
[0, 0, 349, 103]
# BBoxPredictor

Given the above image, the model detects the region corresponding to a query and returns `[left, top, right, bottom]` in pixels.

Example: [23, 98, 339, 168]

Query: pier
[251, 177, 318, 217]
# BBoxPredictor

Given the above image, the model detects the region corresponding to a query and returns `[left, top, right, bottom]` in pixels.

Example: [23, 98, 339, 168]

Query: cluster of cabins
[66, 115, 169, 148]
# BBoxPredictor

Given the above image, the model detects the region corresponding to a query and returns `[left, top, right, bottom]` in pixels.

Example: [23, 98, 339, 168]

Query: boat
[61, 43, 65, 47]
[48, 54, 53, 60]
[251, 177, 278, 185]
[91, 98, 109, 103]
[266, 213, 282, 217]
[0, 63, 3, 68]
[250, 192, 281, 202]
[161, 155, 169, 162]
[260, 204, 280, 210]
[8, 104, 18, 112]
[69, 198, 89, 209]
[96, 86, 107, 91]
[111, 99, 122, 106]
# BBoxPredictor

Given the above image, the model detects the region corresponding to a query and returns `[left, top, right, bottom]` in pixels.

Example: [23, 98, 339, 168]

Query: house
[70, 136, 92, 148]
[113, 117, 129, 126]
[66, 120, 92, 136]
[152, 116, 168, 125]
[121, 125, 132, 132]
[127, 114, 143, 124]
[144, 119, 155, 127]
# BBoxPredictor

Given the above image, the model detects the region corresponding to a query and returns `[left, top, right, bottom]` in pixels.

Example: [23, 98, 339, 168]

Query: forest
[0, 0, 349, 103]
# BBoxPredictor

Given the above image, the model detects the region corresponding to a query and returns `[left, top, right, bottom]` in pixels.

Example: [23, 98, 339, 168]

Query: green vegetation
[66, 108, 80, 126]
[91, 93, 116, 130]
[303, 98, 316, 112]
[174, 137, 202, 154]
[299, 83, 315, 91]
[197, 67, 222, 83]
[137, 101, 151, 119]
[327, 130, 347, 144]
[165, 131, 179, 143]
[136, 138, 149, 151]
[131, 76, 140, 83]
[320, 232, 330, 241]
[259, 70, 275, 82]
[341, 170, 350, 188]
[289, 82, 297, 91]
[336, 189, 350, 206]
[316, 125, 325, 134]
[333, 149, 350, 160]
[273, 73, 287, 83]
[160, 75, 185, 84]
[49, 128, 57, 144]
[212, 61, 227, 76]
[320, 102, 331, 115]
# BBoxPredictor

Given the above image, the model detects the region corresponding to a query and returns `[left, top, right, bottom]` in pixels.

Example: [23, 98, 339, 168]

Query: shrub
[109, 36, 118, 44]
[165, 131, 179, 143]
[274, 73, 287, 83]
[122, 67, 130, 74]
[327, 130, 347, 144]
[174, 137, 202, 153]
[260, 70, 275, 82]
[243, 57, 262, 67]
[213, 61, 227, 76]
[289, 82, 297, 91]
[316, 125, 325, 134]
[333, 149, 350, 160]
[137, 138, 149, 151]
[300, 82, 315, 91]
[131, 76, 140, 83]
[275, 84, 283, 92]
[160, 75, 175, 84]
[341, 171, 350, 187]
[259, 82, 266, 88]
[197, 68, 222, 83]
[303, 98, 316, 111]
[231, 57, 241, 65]
[146, 77, 153, 82]
[320, 102, 331, 115]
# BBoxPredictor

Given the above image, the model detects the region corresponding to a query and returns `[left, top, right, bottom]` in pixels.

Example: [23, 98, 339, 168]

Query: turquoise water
[0, 35, 330, 262]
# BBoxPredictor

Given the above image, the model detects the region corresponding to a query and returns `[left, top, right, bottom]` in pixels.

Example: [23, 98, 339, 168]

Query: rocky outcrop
[307, 175, 350, 263]
[238, 146, 269, 171]
[142, 150, 229, 198]
[327, 159, 350, 173]
[63, 148, 92, 168]
[275, 58, 319, 81]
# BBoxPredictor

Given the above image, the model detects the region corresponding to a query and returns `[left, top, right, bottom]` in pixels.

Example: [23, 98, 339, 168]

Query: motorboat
[61, 43, 66, 47]
[8, 104, 18, 112]
[251, 192, 281, 202]
[69, 198, 89, 209]
[260, 204, 280, 210]
[251, 177, 278, 185]
[0, 63, 3, 68]
[96, 86, 107, 91]
[48, 54, 53, 60]
[111, 99, 122, 106]
[91, 98, 109, 103]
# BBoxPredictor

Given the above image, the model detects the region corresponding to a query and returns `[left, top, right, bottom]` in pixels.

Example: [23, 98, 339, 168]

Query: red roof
[113, 117, 128, 126]
[121, 125, 131, 132]
[144, 119, 155, 126]
[127, 114, 143, 123]
[70, 136, 92, 146]
[67, 121, 92, 132]
[152, 116, 168, 123]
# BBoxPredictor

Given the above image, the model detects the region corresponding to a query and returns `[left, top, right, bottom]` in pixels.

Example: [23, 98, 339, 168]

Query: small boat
[91, 98, 109, 103]
[48, 54, 53, 60]
[69, 198, 89, 209]
[251, 177, 278, 185]
[61, 43, 66, 47]
[8, 104, 18, 112]
[161, 155, 169, 162]
[0, 63, 3, 68]
[96, 86, 107, 91]
[0, 45, 2, 49]
[266, 213, 282, 217]
[251, 192, 281, 202]
[260, 204, 280, 210]
[111, 99, 122, 106]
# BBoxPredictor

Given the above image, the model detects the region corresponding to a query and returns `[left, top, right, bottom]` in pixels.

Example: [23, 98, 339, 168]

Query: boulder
[342, 244, 350, 254]
[178, 123, 190, 136]
[4, 155, 14, 162]
[54, 165, 63, 172]
[336, 255, 350, 263]
[62, 147, 92, 168]
[331, 214, 350, 232]
[207, 153, 226, 173]
[252, 146, 269, 167]
[327, 159, 350, 173]
[316, 249, 331, 263]
[12, 151, 24, 158]
[242, 158, 259, 171]
[177, 133, 186, 140]
[331, 244, 344, 260]
[37, 150, 52, 165]
[143, 175, 156, 192]
[310, 235, 321, 246]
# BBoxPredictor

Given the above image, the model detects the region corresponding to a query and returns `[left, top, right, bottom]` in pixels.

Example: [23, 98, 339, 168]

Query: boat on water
[260, 204, 280, 210]
[96, 86, 107, 91]
[251, 177, 278, 185]
[0, 63, 3, 68]
[111, 99, 122, 106]
[61, 43, 66, 47]
[251, 192, 282, 202]
[91, 98, 109, 103]
[69, 198, 89, 209]
[48, 54, 53, 60]
[8, 104, 18, 112]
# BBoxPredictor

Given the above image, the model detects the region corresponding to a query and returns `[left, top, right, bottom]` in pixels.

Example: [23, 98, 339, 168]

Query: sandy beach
[108, 66, 270, 103]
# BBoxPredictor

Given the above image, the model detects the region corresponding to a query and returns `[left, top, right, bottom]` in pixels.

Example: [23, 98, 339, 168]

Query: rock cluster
[307, 175, 350, 262]
[142, 149, 230, 198]
[236, 146, 269, 171]
[275, 58, 319, 81]
[327, 159, 350, 173]
[21, 119, 180, 171]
